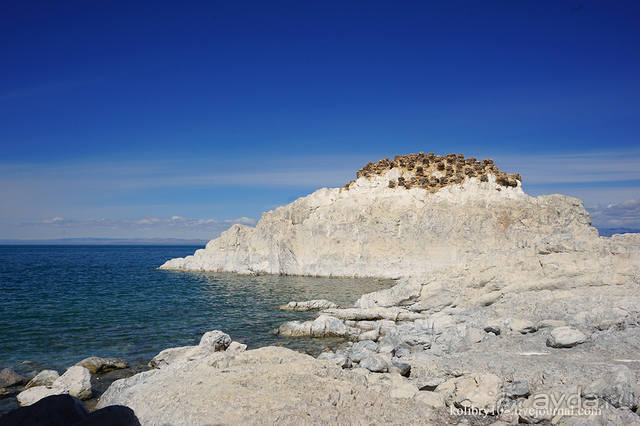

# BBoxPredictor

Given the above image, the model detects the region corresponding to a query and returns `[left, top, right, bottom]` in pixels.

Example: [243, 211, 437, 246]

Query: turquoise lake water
[0, 245, 392, 373]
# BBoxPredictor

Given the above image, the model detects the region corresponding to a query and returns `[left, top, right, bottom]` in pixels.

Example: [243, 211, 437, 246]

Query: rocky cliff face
[160, 153, 639, 307]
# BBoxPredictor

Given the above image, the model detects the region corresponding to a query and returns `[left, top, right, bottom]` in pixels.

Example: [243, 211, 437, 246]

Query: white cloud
[586, 199, 640, 228]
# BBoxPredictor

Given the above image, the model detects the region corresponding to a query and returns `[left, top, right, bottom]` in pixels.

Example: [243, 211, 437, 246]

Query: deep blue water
[0, 245, 392, 373]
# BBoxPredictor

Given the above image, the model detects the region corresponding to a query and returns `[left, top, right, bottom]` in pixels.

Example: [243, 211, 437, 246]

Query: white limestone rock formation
[160, 153, 639, 311]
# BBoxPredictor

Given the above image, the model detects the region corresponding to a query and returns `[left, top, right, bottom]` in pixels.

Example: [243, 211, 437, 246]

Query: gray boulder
[503, 380, 530, 398]
[357, 328, 379, 341]
[317, 352, 351, 368]
[546, 326, 587, 348]
[378, 334, 402, 354]
[76, 356, 129, 374]
[350, 340, 378, 362]
[0, 368, 25, 388]
[359, 354, 389, 373]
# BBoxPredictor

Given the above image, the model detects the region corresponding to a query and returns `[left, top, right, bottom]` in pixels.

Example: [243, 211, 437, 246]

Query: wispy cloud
[494, 150, 640, 185]
[0, 156, 358, 190]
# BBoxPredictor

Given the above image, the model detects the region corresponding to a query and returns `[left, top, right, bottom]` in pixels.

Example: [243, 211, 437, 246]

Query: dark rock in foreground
[0, 394, 139, 426]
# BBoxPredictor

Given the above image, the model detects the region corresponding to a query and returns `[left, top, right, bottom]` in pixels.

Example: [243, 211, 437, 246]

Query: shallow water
[0, 245, 393, 373]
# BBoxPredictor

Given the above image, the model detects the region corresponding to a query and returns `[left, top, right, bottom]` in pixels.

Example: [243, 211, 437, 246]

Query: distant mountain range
[0, 238, 207, 245]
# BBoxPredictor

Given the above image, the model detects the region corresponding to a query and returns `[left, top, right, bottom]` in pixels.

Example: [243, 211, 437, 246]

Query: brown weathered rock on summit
[350, 152, 520, 191]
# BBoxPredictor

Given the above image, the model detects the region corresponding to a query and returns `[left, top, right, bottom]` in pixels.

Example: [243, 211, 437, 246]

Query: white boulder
[16, 365, 92, 406]
[54, 366, 92, 400]
[24, 370, 59, 390]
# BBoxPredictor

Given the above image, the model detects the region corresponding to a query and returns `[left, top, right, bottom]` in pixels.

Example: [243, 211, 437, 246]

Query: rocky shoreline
[2, 154, 639, 424]
[2, 289, 640, 424]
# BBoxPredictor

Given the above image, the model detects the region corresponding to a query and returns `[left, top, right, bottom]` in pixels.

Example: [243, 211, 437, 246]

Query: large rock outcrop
[110, 154, 640, 424]
[160, 153, 639, 309]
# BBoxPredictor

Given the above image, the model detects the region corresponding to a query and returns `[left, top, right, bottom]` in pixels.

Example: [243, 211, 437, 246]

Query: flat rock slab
[97, 346, 443, 425]
[279, 300, 338, 311]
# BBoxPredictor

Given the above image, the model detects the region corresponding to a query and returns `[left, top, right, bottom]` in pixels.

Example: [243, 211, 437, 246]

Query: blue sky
[1, 1, 639, 239]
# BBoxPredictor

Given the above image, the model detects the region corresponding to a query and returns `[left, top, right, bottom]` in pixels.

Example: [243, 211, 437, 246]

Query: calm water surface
[0, 245, 392, 373]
